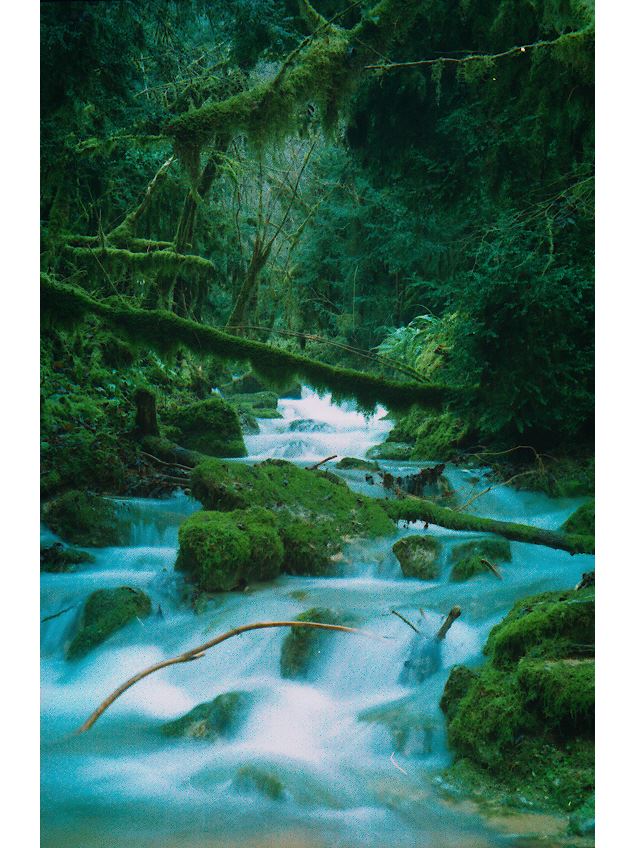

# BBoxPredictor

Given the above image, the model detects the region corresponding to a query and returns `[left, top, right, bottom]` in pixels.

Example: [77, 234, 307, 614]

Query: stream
[41, 390, 594, 847]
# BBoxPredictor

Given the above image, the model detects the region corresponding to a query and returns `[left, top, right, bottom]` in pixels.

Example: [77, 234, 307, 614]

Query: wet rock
[176, 507, 284, 592]
[66, 586, 151, 659]
[161, 691, 252, 741]
[335, 457, 380, 471]
[43, 490, 131, 547]
[233, 765, 285, 800]
[392, 535, 441, 580]
[40, 542, 95, 573]
[288, 418, 333, 432]
[280, 608, 350, 679]
[449, 538, 511, 582]
[162, 396, 246, 457]
[440, 665, 478, 723]
[359, 695, 440, 755]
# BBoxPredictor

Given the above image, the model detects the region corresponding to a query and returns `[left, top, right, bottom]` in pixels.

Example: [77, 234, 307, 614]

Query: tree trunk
[134, 389, 160, 437]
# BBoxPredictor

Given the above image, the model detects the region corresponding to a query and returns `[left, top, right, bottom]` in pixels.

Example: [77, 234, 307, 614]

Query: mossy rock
[366, 441, 413, 460]
[440, 665, 479, 723]
[233, 765, 285, 801]
[43, 490, 131, 547]
[359, 695, 440, 755]
[230, 391, 279, 411]
[277, 516, 337, 576]
[40, 542, 95, 573]
[176, 507, 284, 592]
[190, 458, 395, 543]
[66, 587, 151, 659]
[518, 658, 594, 736]
[163, 396, 246, 457]
[483, 587, 595, 669]
[161, 691, 251, 741]
[561, 500, 594, 536]
[336, 457, 380, 471]
[449, 538, 512, 582]
[569, 793, 594, 836]
[280, 608, 349, 679]
[392, 535, 441, 579]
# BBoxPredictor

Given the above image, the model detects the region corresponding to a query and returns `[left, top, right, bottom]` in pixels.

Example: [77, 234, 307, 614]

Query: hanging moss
[385, 496, 594, 554]
[66, 587, 151, 659]
[64, 245, 217, 277]
[42, 275, 464, 413]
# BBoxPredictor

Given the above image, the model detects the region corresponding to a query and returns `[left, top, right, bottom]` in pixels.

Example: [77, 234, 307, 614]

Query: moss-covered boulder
[367, 441, 413, 461]
[43, 490, 131, 547]
[161, 691, 251, 740]
[359, 695, 440, 755]
[191, 457, 395, 553]
[336, 457, 380, 471]
[392, 535, 441, 579]
[176, 507, 284, 592]
[277, 517, 338, 576]
[441, 586, 595, 814]
[483, 587, 595, 669]
[449, 538, 511, 582]
[66, 587, 151, 659]
[381, 408, 469, 461]
[233, 765, 285, 800]
[164, 396, 246, 457]
[280, 608, 349, 679]
[562, 500, 594, 536]
[40, 542, 95, 573]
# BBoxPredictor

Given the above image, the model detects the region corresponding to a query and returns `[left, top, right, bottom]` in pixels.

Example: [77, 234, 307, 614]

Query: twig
[454, 470, 535, 512]
[390, 609, 420, 634]
[480, 558, 503, 580]
[77, 619, 386, 734]
[140, 451, 192, 471]
[306, 455, 337, 470]
[41, 605, 76, 625]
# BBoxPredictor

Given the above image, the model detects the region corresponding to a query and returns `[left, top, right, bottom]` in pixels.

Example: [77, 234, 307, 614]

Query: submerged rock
[43, 490, 131, 547]
[449, 538, 511, 582]
[288, 418, 333, 432]
[176, 507, 284, 592]
[233, 765, 285, 801]
[161, 691, 251, 741]
[163, 396, 246, 457]
[359, 695, 440, 755]
[40, 542, 95, 573]
[66, 586, 151, 659]
[336, 456, 380, 471]
[279, 608, 349, 679]
[392, 535, 441, 580]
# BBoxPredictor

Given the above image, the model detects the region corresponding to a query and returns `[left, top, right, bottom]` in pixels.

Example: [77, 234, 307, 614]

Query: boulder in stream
[392, 535, 441, 580]
[40, 542, 95, 572]
[176, 507, 284, 592]
[359, 695, 440, 755]
[561, 499, 594, 536]
[280, 608, 350, 679]
[43, 490, 132, 547]
[233, 765, 285, 801]
[161, 691, 252, 741]
[66, 586, 151, 659]
[162, 396, 246, 457]
[336, 457, 380, 471]
[449, 538, 511, 582]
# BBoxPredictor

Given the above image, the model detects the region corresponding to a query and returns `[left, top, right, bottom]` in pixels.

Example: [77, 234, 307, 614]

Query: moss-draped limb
[64, 245, 217, 276]
[66, 235, 175, 252]
[384, 497, 594, 555]
[108, 156, 174, 242]
[40, 276, 466, 411]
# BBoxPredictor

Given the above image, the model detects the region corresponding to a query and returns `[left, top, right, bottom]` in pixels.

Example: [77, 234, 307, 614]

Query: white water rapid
[41, 389, 594, 847]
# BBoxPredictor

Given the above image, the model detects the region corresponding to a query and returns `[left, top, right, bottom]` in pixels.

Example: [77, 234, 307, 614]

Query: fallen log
[383, 497, 594, 555]
[77, 619, 387, 734]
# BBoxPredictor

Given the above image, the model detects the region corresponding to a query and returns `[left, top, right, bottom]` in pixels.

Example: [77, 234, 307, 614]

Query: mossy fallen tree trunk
[41, 276, 466, 412]
[384, 497, 594, 555]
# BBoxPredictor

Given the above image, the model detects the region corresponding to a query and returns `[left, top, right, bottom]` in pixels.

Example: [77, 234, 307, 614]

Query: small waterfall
[41, 387, 593, 848]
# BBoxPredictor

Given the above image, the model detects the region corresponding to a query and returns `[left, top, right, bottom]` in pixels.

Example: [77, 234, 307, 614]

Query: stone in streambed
[449, 538, 511, 582]
[161, 691, 252, 741]
[359, 694, 441, 755]
[392, 535, 441, 579]
[66, 586, 151, 659]
[43, 490, 132, 547]
[40, 542, 95, 572]
[279, 608, 351, 679]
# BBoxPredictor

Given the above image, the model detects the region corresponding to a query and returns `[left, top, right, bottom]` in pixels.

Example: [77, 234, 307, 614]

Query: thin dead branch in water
[77, 619, 386, 734]
[480, 558, 503, 580]
[390, 609, 420, 634]
[41, 605, 76, 624]
[307, 455, 337, 470]
[455, 470, 535, 512]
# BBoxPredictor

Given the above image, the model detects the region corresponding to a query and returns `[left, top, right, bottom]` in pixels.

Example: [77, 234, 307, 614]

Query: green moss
[562, 499, 594, 536]
[483, 587, 595, 669]
[392, 535, 441, 579]
[162, 396, 246, 457]
[569, 792, 594, 836]
[367, 441, 414, 460]
[40, 543, 95, 573]
[277, 516, 338, 576]
[161, 691, 251, 740]
[384, 497, 594, 555]
[440, 665, 478, 723]
[229, 391, 279, 411]
[41, 278, 465, 413]
[449, 539, 511, 581]
[65, 245, 217, 277]
[518, 658, 594, 736]
[66, 587, 151, 659]
[336, 457, 380, 471]
[43, 490, 131, 547]
[280, 608, 348, 679]
[388, 409, 470, 461]
[191, 458, 395, 540]
[176, 507, 284, 592]
[233, 765, 285, 801]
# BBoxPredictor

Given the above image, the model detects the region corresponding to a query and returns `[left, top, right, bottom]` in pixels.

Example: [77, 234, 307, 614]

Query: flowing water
[41, 390, 594, 847]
